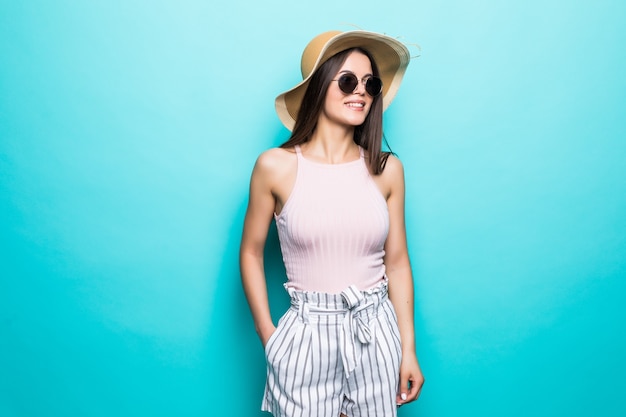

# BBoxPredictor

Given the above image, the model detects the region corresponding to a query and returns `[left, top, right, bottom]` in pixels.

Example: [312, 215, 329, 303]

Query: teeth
[346, 102, 364, 108]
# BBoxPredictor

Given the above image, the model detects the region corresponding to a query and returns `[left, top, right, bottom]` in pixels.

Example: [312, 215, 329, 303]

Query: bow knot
[340, 285, 375, 377]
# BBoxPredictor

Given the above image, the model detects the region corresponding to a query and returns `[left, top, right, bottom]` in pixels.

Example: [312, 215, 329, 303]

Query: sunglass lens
[338, 74, 358, 94]
[366, 77, 383, 97]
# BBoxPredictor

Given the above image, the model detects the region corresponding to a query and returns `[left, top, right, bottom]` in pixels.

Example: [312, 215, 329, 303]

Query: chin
[348, 118, 367, 127]
[340, 114, 367, 126]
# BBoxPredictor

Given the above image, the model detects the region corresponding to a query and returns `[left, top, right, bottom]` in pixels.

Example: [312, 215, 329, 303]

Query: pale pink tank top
[275, 145, 389, 294]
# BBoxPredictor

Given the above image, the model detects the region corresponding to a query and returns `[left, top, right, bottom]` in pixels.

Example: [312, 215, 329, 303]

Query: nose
[353, 79, 366, 95]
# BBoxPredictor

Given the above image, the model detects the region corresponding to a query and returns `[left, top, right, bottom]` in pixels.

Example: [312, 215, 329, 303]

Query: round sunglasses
[333, 72, 383, 97]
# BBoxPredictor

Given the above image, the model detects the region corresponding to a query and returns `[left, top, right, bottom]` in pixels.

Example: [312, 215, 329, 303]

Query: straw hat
[275, 29, 411, 131]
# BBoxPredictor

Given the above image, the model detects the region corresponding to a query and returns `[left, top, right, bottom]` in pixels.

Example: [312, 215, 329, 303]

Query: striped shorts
[261, 281, 402, 417]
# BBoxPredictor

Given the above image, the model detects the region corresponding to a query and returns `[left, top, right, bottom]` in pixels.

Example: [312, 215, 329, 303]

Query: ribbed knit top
[275, 145, 389, 294]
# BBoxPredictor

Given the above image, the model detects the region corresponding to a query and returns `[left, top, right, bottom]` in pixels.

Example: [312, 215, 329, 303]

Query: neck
[305, 122, 359, 164]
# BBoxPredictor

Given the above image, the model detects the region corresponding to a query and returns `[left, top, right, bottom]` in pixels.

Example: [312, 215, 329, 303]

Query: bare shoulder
[253, 147, 298, 208]
[381, 155, 406, 207]
[381, 154, 405, 183]
[371, 153, 405, 200]
[254, 147, 297, 177]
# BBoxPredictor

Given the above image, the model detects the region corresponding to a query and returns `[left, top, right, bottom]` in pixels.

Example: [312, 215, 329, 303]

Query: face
[320, 51, 375, 129]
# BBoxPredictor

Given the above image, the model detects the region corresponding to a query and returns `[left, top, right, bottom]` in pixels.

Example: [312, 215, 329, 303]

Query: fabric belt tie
[340, 285, 374, 378]
[288, 284, 381, 378]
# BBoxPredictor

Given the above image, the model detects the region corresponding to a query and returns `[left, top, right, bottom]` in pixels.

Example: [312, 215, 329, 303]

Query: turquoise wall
[1, 1, 625, 416]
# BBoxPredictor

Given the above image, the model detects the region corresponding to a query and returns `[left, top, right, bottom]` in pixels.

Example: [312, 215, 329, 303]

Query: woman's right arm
[240, 151, 280, 347]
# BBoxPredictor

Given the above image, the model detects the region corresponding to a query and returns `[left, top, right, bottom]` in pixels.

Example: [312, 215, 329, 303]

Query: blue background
[1, 1, 625, 416]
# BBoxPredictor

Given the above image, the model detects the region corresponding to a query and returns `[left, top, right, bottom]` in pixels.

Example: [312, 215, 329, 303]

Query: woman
[240, 29, 424, 417]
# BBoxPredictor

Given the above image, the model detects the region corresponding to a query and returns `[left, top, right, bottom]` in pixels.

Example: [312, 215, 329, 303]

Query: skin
[240, 51, 425, 414]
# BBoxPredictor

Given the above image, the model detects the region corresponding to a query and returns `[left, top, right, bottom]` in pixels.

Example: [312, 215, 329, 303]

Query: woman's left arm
[382, 155, 425, 406]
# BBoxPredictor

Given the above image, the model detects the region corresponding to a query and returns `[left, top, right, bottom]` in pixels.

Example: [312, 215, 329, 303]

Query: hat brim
[275, 30, 411, 131]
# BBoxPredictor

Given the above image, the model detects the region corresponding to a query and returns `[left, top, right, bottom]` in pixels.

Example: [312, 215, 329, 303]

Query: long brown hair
[280, 47, 392, 175]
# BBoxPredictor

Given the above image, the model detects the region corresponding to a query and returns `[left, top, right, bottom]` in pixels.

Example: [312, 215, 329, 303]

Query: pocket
[263, 325, 280, 356]
[264, 309, 304, 367]
[384, 298, 400, 323]
[264, 309, 296, 357]
[385, 299, 402, 346]
[376, 299, 402, 369]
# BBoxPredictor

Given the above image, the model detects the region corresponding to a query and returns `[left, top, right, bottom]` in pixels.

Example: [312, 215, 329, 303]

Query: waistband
[284, 279, 389, 377]
[286, 279, 388, 311]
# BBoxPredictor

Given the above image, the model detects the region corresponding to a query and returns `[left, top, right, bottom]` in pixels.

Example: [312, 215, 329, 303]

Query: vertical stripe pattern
[262, 281, 402, 417]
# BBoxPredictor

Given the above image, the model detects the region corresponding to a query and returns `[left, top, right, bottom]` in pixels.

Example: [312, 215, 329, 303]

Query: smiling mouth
[345, 102, 365, 109]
